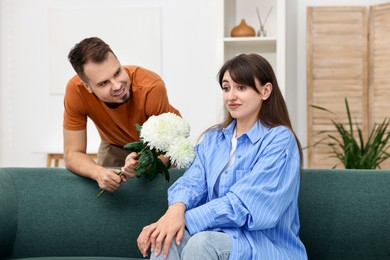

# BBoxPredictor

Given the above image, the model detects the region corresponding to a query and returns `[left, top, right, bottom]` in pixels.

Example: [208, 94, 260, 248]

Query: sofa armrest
[0, 170, 18, 258]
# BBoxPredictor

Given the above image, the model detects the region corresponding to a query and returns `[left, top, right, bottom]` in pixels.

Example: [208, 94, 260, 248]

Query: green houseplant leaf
[311, 98, 390, 169]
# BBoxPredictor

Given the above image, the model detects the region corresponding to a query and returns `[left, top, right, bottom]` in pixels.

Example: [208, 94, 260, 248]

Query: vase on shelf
[257, 25, 267, 37]
[230, 19, 256, 37]
[256, 6, 272, 37]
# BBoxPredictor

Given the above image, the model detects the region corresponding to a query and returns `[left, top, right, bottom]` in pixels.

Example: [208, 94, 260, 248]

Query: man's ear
[261, 82, 273, 100]
[81, 81, 93, 93]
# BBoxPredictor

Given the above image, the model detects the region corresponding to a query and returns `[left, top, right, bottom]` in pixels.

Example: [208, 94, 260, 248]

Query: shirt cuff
[168, 194, 190, 208]
[184, 203, 215, 234]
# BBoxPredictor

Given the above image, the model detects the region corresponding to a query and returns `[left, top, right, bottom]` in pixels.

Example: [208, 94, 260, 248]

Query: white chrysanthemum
[140, 113, 190, 151]
[170, 114, 190, 138]
[160, 112, 190, 137]
[166, 137, 196, 168]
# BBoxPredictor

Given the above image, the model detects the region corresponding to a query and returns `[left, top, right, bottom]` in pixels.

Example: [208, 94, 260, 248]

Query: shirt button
[224, 171, 228, 174]
[237, 155, 241, 158]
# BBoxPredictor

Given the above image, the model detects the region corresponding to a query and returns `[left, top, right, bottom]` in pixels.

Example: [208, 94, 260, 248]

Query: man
[63, 37, 180, 193]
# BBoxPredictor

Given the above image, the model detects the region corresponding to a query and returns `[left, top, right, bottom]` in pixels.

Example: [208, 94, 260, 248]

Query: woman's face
[221, 70, 264, 126]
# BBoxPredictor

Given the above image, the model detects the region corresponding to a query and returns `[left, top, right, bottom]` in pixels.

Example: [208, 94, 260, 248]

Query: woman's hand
[137, 202, 186, 258]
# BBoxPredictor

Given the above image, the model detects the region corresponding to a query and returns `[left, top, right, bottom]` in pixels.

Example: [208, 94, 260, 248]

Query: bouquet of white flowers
[97, 113, 195, 198]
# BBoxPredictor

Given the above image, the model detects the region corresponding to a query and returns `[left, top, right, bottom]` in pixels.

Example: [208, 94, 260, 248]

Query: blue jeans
[150, 230, 231, 260]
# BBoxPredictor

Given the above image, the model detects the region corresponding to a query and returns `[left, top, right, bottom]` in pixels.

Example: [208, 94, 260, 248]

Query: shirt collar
[222, 119, 269, 144]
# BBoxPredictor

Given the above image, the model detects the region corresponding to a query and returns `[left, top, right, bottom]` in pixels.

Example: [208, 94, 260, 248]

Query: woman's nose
[227, 89, 237, 100]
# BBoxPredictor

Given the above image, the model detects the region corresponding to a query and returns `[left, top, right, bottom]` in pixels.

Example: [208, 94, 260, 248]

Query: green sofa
[1, 167, 389, 259]
[299, 169, 390, 259]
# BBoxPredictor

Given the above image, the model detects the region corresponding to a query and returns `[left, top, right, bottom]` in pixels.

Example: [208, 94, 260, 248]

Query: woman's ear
[81, 81, 93, 93]
[260, 82, 273, 100]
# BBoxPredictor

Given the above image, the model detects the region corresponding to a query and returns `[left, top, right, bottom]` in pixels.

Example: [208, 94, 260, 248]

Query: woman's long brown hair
[208, 54, 303, 169]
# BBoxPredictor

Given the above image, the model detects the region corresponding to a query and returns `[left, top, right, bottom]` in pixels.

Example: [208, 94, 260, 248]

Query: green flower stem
[96, 171, 124, 198]
[137, 146, 148, 156]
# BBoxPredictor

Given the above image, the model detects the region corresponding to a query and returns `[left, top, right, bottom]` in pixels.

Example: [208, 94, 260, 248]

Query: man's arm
[63, 129, 124, 192]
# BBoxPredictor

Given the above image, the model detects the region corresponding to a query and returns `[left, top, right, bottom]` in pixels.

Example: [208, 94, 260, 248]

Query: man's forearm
[64, 151, 104, 181]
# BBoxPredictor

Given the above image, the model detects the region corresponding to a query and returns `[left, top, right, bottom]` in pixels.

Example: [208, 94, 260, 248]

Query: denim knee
[182, 231, 230, 260]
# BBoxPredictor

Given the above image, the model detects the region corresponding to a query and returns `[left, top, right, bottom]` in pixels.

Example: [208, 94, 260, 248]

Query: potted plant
[312, 98, 390, 169]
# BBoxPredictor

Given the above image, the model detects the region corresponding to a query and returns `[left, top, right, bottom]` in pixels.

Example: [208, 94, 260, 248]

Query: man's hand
[121, 152, 139, 178]
[96, 168, 126, 192]
[137, 202, 186, 258]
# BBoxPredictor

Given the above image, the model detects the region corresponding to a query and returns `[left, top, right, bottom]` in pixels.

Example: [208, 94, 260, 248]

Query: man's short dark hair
[68, 37, 116, 82]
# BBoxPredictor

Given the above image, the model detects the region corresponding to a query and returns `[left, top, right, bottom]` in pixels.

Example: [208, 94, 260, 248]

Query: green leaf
[123, 141, 145, 153]
[135, 124, 142, 133]
[130, 146, 171, 182]
[310, 98, 390, 169]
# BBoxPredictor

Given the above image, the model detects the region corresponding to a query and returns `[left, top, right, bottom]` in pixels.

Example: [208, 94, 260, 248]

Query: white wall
[1, 0, 388, 167]
[0, 0, 222, 167]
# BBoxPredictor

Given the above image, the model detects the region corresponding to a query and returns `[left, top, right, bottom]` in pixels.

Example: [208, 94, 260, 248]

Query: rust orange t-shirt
[63, 66, 180, 146]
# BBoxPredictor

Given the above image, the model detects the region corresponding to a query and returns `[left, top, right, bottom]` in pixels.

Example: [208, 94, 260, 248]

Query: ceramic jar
[230, 19, 256, 37]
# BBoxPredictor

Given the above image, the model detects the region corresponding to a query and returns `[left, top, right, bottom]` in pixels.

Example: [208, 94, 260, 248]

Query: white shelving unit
[224, 37, 277, 46]
[220, 0, 286, 95]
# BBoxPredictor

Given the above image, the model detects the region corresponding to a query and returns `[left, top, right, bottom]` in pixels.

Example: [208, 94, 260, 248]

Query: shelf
[220, 0, 285, 94]
[224, 37, 276, 47]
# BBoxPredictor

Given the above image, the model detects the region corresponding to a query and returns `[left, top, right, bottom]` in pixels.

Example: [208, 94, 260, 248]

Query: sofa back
[0, 167, 184, 259]
[1, 167, 390, 259]
[299, 169, 390, 260]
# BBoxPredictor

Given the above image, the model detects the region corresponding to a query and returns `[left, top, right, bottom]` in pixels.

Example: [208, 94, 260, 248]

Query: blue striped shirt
[168, 120, 307, 259]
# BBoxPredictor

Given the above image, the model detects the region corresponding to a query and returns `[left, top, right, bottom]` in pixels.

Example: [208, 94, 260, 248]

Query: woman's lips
[228, 103, 241, 109]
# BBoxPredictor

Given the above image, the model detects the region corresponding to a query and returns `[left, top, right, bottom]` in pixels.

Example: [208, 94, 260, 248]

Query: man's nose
[112, 79, 121, 90]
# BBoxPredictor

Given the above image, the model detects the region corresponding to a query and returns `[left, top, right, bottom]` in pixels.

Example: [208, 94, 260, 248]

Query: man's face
[82, 52, 131, 104]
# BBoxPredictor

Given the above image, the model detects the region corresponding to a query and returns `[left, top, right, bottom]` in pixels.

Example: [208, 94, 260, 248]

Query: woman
[137, 54, 307, 259]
